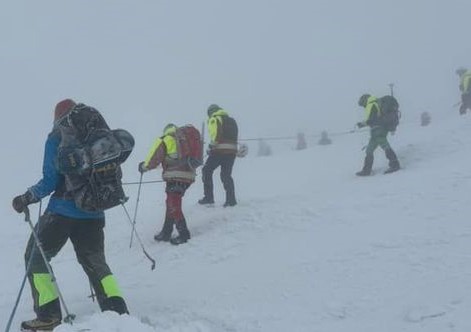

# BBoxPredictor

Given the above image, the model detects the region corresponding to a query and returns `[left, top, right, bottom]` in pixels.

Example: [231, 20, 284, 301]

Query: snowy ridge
[3, 115, 471, 332]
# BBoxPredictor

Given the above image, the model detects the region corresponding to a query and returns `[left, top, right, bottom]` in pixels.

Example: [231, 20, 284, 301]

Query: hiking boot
[224, 190, 237, 208]
[154, 218, 173, 242]
[101, 296, 129, 315]
[384, 164, 400, 174]
[170, 219, 190, 245]
[384, 148, 400, 174]
[21, 317, 61, 331]
[198, 197, 214, 205]
[154, 231, 171, 242]
[170, 234, 190, 245]
[356, 154, 373, 177]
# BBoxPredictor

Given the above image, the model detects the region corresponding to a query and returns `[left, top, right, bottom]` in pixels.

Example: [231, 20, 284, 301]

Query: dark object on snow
[318, 131, 332, 145]
[296, 132, 307, 150]
[420, 111, 431, 126]
[257, 139, 272, 156]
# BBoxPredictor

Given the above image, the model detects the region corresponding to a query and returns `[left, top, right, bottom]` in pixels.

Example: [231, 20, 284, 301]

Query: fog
[1, 0, 470, 210]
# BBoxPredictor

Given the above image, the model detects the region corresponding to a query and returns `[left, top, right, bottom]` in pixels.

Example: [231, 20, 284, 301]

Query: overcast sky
[1, 0, 470, 210]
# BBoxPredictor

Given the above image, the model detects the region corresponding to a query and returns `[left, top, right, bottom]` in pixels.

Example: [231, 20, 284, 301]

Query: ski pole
[201, 121, 205, 162]
[88, 281, 96, 302]
[4, 201, 42, 332]
[4, 254, 33, 332]
[23, 207, 76, 324]
[129, 172, 144, 248]
[121, 203, 156, 270]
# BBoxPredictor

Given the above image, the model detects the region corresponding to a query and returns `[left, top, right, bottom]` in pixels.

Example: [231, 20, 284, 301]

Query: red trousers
[166, 192, 184, 221]
[165, 181, 190, 221]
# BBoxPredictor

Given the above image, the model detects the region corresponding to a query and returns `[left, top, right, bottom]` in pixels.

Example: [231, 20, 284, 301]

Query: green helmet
[163, 123, 177, 135]
[207, 104, 221, 117]
[456, 67, 467, 76]
[358, 94, 371, 107]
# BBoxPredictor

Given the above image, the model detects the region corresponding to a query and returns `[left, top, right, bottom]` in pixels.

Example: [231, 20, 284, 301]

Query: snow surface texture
[2, 113, 471, 332]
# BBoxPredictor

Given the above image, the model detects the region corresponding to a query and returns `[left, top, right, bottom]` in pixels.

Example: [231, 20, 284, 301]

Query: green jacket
[361, 96, 382, 127]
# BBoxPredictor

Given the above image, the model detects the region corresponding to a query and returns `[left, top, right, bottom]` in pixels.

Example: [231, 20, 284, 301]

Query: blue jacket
[29, 130, 104, 220]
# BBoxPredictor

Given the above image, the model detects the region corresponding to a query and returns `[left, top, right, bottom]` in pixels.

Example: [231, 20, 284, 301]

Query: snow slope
[2, 113, 471, 332]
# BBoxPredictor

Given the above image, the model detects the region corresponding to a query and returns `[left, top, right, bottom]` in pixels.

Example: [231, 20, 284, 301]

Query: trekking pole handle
[24, 207, 30, 222]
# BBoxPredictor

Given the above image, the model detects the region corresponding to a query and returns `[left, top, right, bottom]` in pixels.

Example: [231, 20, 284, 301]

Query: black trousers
[460, 92, 471, 114]
[24, 213, 127, 320]
[202, 153, 236, 203]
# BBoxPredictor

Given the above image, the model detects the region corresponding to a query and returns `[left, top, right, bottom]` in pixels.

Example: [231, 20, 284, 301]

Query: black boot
[170, 219, 190, 245]
[356, 154, 373, 176]
[223, 200, 237, 207]
[198, 197, 214, 205]
[101, 296, 129, 315]
[223, 190, 237, 207]
[154, 218, 174, 242]
[384, 148, 400, 174]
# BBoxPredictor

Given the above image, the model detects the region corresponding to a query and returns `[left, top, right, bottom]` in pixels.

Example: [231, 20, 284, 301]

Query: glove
[12, 191, 36, 214]
[356, 122, 366, 129]
[205, 144, 212, 156]
[138, 161, 148, 174]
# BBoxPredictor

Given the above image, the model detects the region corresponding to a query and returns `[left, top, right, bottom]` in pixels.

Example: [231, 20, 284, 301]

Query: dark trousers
[365, 127, 391, 156]
[24, 213, 127, 320]
[460, 93, 471, 114]
[202, 153, 236, 203]
[360, 126, 399, 172]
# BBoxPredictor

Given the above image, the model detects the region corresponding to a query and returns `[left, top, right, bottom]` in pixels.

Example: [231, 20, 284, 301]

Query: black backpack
[378, 95, 400, 132]
[220, 115, 238, 143]
[56, 104, 134, 212]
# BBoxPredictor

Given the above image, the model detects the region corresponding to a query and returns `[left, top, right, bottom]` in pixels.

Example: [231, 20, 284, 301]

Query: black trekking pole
[121, 203, 156, 270]
[88, 281, 96, 302]
[201, 121, 205, 162]
[23, 207, 76, 324]
[129, 172, 144, 248]
[4, 201, 42, 332]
